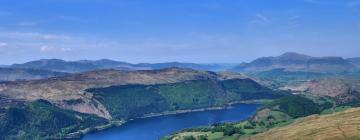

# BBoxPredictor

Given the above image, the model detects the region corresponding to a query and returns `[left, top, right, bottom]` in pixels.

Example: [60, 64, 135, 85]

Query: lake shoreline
[69, 100, 267, 139]
[138, 99, 269, 119]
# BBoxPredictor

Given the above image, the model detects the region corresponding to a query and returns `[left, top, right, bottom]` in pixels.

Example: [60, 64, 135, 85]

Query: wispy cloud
[288, 15, 301, 29]
[256, 13, 271, 23]
[0, 31, 120, 56]
[0, 42, 8, 48]
[0, 42, 10, 54]
[40, 45, 52, 52]
[0, 31, 80, 54]
[0, 32, 72, 41]
[249, 13, 272, 26]
[39, 45, 72, 52]
[60, 47, 72, 52]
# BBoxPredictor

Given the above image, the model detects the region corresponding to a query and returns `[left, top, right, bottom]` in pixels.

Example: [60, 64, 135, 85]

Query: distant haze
[0, 0, 359, 64]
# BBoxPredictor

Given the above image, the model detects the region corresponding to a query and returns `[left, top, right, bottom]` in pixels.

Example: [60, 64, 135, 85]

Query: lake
[82, 103, 260, 140]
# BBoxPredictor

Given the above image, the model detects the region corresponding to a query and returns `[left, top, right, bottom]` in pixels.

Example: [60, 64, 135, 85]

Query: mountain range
[1, 52, 360, 139]
[4, 52, 360, 74]
[0, 68, 68, 82]
[232, 52, 359, 73]
[347, 57, 360, 67]
[7, 59, 233, 73]
[0, 52, 358, 83]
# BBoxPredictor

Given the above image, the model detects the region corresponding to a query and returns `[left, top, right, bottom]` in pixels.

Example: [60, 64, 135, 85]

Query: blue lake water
[82, 103, 260, 140]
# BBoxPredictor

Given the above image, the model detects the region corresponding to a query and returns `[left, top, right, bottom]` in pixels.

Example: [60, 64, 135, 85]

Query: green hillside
[88, 79, 286, 120]
[0, 100, 108, 140]
[0, 78, 286, 139]
[165, 95, 336, 140]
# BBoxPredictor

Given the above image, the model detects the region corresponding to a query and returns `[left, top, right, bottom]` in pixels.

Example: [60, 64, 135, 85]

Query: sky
[0, 0, 359, 64]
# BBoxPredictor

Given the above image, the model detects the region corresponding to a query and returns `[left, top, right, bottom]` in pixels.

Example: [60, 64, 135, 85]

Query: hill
[10, 59, 132, 73]
[0, 68, 224, 118]
[232, 52, 357, 73]
[0, 99, 108, 140]
[281, 77, 360, 106]
[348, 57, 360, 67]
[0, 68, 68, 81]
[163, 94, 335, 140]
[245, 107, 360, 140]
[9, 59, 232, 73]
[134, 62, 234, 71]
[88, 79, 284, 120]
[0, 68, 286, 139]
[0, 67, 273, 119]
[165, 76, 360, 140]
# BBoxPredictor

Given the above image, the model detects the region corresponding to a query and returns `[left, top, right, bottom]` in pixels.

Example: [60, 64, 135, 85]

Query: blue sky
[0, 0, 359, 64]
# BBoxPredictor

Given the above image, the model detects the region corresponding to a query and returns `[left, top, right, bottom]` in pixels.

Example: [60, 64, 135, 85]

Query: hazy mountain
[134, 62, 234, 71]
[0, 68, 69, 81]
[9, 59, 233, 73]
[10, 59, 131, 73]
[232, 52, 357, 73]
[348, 57, 360, 67]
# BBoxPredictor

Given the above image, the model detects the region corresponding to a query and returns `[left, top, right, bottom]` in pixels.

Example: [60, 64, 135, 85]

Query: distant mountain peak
[38, 59, 66, 63]
[232, 52, 357, 73]
[279, 52, 312, 59]
[159, 66, 197, 71]
[8, 59, 230, 73]
[281, 52, 305, 56]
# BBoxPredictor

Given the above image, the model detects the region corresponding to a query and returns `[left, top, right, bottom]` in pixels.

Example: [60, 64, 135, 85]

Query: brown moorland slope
[244, 107, 360, 140]
[281, 78, 360, 104]
[0, 67, 246, 118]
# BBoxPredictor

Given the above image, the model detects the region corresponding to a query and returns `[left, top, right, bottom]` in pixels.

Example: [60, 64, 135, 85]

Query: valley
[0, 67, 286, 139]
[163, 55, 360, 140]
[1, 52, 360, 140]
[1, 1, 359, 139]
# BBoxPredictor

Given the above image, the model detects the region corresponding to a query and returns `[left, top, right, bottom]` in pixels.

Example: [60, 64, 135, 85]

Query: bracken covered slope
[244, 107, 360, 140]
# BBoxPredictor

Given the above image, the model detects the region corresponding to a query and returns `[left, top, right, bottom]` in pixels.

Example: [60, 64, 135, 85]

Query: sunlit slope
[245, 108, 360, 140]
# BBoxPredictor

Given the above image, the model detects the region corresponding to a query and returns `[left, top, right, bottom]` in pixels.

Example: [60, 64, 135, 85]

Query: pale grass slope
[244, 108, 360, 140]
